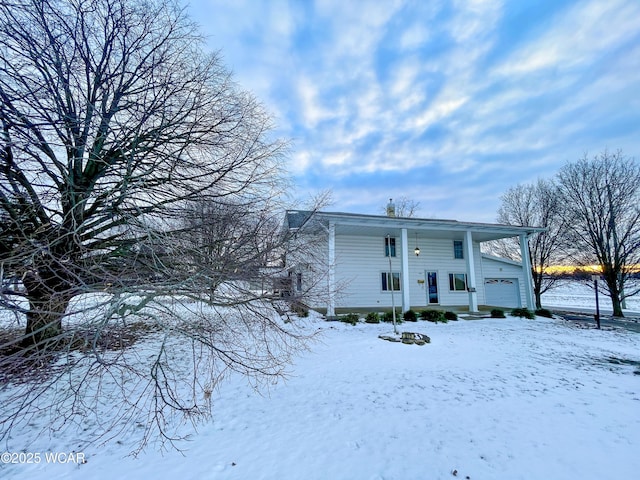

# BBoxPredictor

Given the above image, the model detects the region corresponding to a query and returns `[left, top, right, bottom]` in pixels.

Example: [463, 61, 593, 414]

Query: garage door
[484, 278, 520, 308]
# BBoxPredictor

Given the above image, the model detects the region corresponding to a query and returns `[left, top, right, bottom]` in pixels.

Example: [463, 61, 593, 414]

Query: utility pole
[592, 275, 601, 329]
[387, 234, 398, 334]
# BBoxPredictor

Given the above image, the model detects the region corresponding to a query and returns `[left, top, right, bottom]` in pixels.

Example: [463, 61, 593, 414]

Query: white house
[283, 205, 545, 315]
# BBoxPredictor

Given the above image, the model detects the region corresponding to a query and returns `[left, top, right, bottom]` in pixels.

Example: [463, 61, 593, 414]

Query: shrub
[490, 308, 505, 318]
[291, 301, 309, 317]
[420, 310, 444, 323]
[511, 308, 535, 319]
[340, 313, 360, 325]
[444, 311, 458, 321]
[535, 308, 553, 318]
[403, 309, 418, 322]
[365, 312, 380, 324]
[383, 310, 402, 323]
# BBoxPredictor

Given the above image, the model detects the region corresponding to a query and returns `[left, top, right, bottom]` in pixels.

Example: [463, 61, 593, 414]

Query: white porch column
[327, 222, 336, 317]
[464, 230, 479, 313]
[401, 228, 410, 312]
[520, 233, 535, 310]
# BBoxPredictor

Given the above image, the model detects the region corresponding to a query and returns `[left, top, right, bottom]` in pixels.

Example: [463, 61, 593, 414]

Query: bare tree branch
[0, 0, 327, 452]
[489, 179, 567, 308]
[557, 149, 640, 316]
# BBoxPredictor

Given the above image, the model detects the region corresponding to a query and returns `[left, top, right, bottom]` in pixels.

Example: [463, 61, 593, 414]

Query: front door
[427, 271, 439, 304]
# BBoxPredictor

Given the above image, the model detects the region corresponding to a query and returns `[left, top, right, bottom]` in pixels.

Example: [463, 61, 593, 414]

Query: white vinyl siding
[308, 232, 525, 310]
[406, 237, 484, 307]
[332, 234, 405, 308]
[480, 255, 527, 307]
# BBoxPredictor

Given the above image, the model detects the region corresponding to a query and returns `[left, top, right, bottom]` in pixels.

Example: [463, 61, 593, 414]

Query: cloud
[411, 94, 469, 131]
[495, 0, 640, 76]
[296, 76, 332, 128]
[187, 0, 640, 221]
[399, 23, 430, 50]
[448, 0, 503, 43]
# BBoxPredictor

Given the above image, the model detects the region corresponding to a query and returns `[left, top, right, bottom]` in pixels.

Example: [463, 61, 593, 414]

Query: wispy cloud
[496, 0, 640, 75]
[186, 0, 640, 222]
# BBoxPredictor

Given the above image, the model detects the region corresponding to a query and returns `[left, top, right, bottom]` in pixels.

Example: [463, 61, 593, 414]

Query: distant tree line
[491, 149, 640, 316]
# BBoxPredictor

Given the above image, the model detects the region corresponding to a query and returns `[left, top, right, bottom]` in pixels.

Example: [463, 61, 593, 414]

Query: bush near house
[291, 301, 309, 317]
[340, 313, 360, 325]
[490, 309, 506, 318]
[444, 311, 458, 321]
[365, 312, 380, 324]
[535, 308, 553, 318]
[383, 310, 403, 323]
[511, 308, 535, 319]
[403, 309, 418, 322]
[421, 310, 445, 323]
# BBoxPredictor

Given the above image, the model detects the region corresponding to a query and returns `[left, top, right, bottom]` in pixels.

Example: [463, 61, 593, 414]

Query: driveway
[549, 306, 640, 333]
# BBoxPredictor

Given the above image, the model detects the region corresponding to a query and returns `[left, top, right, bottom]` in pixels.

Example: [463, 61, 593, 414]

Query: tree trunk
[21, 265, 74, 350]
[603, 276, 624, 317]
[610, 295, 624, 317]
[22, 292, 71, 349]
[534, 291, 542, 310]
[533, 270, 543, 309]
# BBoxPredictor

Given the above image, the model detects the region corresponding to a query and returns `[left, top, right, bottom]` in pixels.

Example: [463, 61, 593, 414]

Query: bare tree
[557, 150, 640, 317]
[384, 197, 421, 217]
[0, 0, 325, 451]
[490, 179, 567, 309]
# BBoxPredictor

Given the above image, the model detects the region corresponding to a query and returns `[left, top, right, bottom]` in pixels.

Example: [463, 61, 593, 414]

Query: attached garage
[484, 278, 521, 308]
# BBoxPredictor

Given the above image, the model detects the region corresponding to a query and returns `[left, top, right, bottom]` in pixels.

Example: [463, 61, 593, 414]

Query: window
[453, 240, 464, 259]
[381, 272, 401, 291]
[448, 273, 467, 291]
[385, 237, 396, 257]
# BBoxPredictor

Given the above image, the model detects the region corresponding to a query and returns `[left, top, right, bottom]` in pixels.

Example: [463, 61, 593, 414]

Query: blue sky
[184, 0, 640, 223]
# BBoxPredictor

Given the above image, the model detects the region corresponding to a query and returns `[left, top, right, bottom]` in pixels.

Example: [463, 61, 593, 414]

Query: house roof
[481, 253, 524, 267]
[285, 210, 314, 229]
[285, 210, 546, 242]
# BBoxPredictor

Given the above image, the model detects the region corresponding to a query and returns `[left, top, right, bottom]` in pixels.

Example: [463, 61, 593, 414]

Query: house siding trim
[464, 230, 479, 312]
[401, 228, 410, 311]
[520, 233, 535, 310]
[328, 221, 336, 317]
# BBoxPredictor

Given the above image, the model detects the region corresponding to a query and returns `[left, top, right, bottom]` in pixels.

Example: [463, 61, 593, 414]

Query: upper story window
[385, 237, 396, 257]
[453, 240, 464, 259]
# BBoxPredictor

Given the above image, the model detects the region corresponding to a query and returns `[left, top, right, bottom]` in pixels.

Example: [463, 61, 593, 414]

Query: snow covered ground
[1, 283, 639, 480]
[542, 279, 640, 314]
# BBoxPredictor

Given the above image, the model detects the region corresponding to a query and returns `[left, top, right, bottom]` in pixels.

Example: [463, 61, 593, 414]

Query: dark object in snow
[379, 332, 430, 345]
[339, 313, 360, 325]
[535, 308, 553, 318]
[511, 308, 535, 319]
[365, 312, 380, 323]
[444, 311, 458, 321]
[378, 335, 401, 342]
[403, 309, 418, 322]
[421, 309, 445, 322]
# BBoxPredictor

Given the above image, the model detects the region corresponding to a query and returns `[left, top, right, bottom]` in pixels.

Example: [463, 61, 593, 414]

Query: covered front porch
[320, 212, 543, 316]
